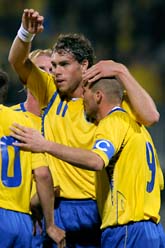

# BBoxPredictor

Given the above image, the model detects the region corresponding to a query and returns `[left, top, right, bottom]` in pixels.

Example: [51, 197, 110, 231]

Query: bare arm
[10, 123, 104, 170]
[8, 9, 44, 83]
[43, 140, 104, 171]
[30, 185, 61, 235]
[83, 60, 160, 126]
[34, 166, 66, 246]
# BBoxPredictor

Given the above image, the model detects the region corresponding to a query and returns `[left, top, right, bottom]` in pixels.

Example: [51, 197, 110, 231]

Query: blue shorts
[0, 208, 33, 248]
[101, 220, 165, 248]
[43, 198, 101, 248]
[31, 221, 44, 248]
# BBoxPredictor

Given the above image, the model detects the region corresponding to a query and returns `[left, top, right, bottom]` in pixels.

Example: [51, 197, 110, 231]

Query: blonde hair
[29, 49, 52, 61]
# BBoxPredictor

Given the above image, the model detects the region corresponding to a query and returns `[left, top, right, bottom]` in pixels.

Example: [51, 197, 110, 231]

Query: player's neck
[24, 100, 41, 116]
[98, 103, 121, 122]
[65, 85, 83, 101]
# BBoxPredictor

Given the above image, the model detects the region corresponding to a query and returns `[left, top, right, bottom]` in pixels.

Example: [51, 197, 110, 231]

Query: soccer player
[8, 9, 160, 247]
[11, 48, 53, 248]
[11, 77, 165, 247]
[0, 69, 66, 247]
[29, 48, 53, 74]
[11, 48, 52, 116]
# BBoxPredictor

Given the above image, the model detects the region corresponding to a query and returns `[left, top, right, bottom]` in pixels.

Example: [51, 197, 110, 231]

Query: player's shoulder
[0, 104, 15, 113]
[10, 103, 22, 111]
[98, 107, 134, 131]
[104, 107, 128, 121]
[0, 104, 28, 125]
[10, 105, 34, 125]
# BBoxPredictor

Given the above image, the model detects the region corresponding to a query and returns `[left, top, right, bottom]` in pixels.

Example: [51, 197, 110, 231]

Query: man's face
[33, 55, 53, 74]
[51, 52, 83, 98]
[83, 84, 98, 121]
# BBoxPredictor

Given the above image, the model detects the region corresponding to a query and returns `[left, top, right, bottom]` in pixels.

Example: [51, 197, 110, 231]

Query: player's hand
[10, 123, 46, 152]
[83, 60, 125, 84]
[47, 225, 66, 248]
[22, 9, 44, 34]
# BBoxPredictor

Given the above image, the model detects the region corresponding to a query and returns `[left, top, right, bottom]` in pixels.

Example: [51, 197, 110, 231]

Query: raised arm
[8, 9, 44, 83]
[83, 60, 160, 126]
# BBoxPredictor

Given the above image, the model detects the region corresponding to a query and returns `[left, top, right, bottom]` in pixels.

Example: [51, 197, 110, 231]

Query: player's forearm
[44, 140, 104, 171]
[9, 9, 44, 83]
[8, 36, 31, 73]
[35, 167, 55, 229]
[117, 64, 160, 126]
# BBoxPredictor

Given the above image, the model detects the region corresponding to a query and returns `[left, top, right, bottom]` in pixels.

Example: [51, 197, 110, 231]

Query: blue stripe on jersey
[12, 103, 26, 112]
[93, 139, 115, 159]
[41, 91, 58, 136]
[43, 91, 58, 116]
[108, 106, 126, 115]
[20, 102, 26, 112]
[56, 101, 68, 116]
[62, 103, 68, 117]
[41, 91, 68, 136]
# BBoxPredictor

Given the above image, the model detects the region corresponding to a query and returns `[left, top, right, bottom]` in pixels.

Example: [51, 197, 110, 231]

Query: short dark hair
[0, 69, 9, 103]
[90, 77, 124, 104]
[53, 33, 95, 68]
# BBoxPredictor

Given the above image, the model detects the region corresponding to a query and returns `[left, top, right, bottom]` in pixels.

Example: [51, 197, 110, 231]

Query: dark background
[0, 0, 164, 227]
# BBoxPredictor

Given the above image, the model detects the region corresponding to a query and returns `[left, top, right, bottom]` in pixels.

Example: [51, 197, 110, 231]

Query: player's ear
[81, 59, 89, 73]
[95, 90, 102, 104]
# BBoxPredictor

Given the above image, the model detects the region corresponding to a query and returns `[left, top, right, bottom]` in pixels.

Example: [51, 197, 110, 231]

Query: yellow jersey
[0, 105, 47, 213]
[26, 64, 139, 199]
[92, 107, 164, 229]
[10, 102, 42, 198]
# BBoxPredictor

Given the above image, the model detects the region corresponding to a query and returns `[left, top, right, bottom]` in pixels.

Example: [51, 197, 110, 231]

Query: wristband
[17, 24, 35, 42]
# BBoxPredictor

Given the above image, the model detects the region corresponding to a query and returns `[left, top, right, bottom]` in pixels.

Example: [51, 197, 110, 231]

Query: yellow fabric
[27, 64, 97, 199]
[0, 105, 47, 213]
[92, 110, 163, 229]
[11, 103, 42, 198]
[27, 63, 153, 202]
